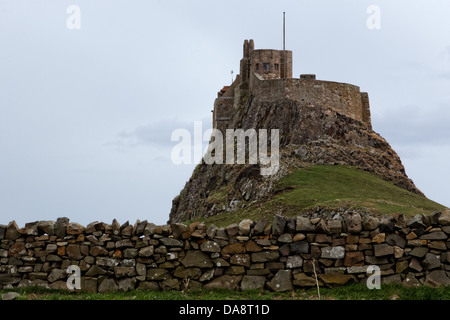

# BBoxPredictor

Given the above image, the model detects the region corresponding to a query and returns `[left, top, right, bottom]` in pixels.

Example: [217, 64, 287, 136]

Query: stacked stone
[1, 210, 450, 293]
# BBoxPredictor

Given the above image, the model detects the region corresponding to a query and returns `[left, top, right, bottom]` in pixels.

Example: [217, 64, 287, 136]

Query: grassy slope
[191, 165, 446, 227]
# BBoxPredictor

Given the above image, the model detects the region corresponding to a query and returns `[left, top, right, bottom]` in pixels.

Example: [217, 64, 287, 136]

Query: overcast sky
[0, 0, 449, 227]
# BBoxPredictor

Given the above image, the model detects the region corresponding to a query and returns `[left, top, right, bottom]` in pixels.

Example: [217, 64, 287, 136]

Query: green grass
[274, 165, 444, 214]
[190, 165, 446, 227]
[2, 284, 450, 300]
[206, 188, 229, 206]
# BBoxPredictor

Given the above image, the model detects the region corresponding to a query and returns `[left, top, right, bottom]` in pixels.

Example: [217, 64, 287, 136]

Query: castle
[171, 38, 425, 224]
[213, 39, 372, 132]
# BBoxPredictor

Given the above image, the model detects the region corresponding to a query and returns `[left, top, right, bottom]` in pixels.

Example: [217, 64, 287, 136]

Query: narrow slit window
[274, 64, 279, 71]
[255, 63, 259, 70]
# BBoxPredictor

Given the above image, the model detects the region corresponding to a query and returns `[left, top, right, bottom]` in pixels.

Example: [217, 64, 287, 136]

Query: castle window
[263, 63, 270, 71]
[274, 64, 279, 71]
[255, 63, 259, 70]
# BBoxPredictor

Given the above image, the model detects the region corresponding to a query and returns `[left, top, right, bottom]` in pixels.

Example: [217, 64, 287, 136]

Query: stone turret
[240, 39, 254, 83]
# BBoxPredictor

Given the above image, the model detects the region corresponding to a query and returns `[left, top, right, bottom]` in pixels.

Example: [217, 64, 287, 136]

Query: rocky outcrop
[169, 96, 423, 223]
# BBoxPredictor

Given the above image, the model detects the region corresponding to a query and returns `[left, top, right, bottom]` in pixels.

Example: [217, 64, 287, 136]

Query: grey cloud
[107, 117, 212, 148]
[374, 104, 450, 146]
[434, 72, 450, 80]
[445, 46, 450, 61]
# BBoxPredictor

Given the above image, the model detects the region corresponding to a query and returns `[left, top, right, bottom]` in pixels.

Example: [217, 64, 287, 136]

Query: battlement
[251, 76, 371, 127]
[213, 40, 372, 132]
[300, 74, 316, 80]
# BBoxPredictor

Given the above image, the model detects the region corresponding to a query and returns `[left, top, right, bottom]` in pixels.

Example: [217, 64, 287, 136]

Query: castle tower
[240, 39, 293, 86]
[249, 48, 292, 80]
[240, 39, 254, 83]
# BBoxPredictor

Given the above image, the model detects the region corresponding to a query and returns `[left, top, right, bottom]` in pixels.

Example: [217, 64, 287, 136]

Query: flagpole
[283, 12, 286, 52]
[283, 12, 286, 79]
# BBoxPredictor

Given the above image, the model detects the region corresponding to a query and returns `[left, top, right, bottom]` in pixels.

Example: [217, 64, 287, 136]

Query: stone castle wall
[213, 97, 234, 132]
[1, 211, 450, 293]
[361, 92, 372, 130]
[251, 75, 370, 126]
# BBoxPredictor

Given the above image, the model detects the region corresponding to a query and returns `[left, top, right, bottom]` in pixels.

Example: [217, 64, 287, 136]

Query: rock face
[169, 86, 424, 223]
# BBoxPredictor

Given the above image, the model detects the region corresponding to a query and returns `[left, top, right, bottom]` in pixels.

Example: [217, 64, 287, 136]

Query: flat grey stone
[267, 270, 293, 292]
[286, 255, 303, 268]
[321, 246, 345, 259]
[240, 275, 266, 290]
[2, 292, 20, 300]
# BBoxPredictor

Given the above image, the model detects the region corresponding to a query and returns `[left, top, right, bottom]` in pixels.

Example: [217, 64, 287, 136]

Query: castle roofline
[252, 49, 293, 52]
[254, 74, 362, 91]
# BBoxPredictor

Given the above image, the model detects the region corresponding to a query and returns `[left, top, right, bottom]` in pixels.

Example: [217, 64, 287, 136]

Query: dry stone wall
[1, 211, 450, 293]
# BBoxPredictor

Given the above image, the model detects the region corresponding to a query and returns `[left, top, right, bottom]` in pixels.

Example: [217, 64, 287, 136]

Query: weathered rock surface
[98, 278, 118, 293]
[2, 292, 20, 300]
[267, 270, 293, 292]
[181, 250, 213, 268]
[425, 270, 450, 287]
[241, 275, 266, 290]
[204, 275, 242, 290]
[321, 246, 345, 259]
